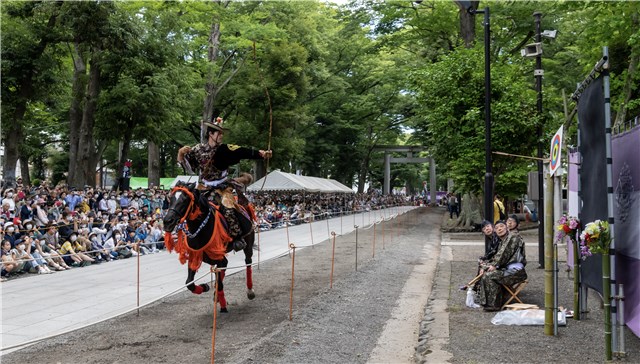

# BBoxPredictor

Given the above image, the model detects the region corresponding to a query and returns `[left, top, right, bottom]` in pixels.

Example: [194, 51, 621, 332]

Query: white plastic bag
[491, 309, 566, 326]
[466, 289, 480, 308]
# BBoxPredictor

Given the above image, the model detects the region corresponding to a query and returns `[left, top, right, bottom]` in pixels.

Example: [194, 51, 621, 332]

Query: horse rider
[177, 117, 272, 251]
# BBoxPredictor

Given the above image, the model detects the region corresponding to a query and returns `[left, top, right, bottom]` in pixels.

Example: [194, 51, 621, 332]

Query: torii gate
[373, 146, 436, 203]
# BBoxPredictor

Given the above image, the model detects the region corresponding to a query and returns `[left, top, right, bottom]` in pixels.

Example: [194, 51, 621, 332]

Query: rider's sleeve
[214, 144, 262, 169]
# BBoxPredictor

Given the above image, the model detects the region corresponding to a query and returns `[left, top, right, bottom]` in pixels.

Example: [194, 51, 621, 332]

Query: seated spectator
[23, 221, 67, 271]
[507, 214, 521, 235]
[2, 239, 22, 278]
[58, 231, 94, 267]
[147, 220, 164, 252]
[112, 230, 133, 259]
[3, 221, 21, 248]
[88, 232, 111, 263]
[479, 220, 500, 262]
[475, 220, 527, 311]
[11, 238, 52, 274]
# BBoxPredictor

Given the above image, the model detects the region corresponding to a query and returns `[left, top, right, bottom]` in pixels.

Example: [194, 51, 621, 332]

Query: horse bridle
[169, 185, 214, 239]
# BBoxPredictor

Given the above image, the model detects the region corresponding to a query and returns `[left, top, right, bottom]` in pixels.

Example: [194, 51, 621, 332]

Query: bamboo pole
[603, 252, 612, 359]
[137, 246, 140, 316]
[573, 236, 580, 320]
[544, 168, 555, 336]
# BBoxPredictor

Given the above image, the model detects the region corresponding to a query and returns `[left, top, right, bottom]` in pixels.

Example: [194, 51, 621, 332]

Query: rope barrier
[0, 205, 418, 352]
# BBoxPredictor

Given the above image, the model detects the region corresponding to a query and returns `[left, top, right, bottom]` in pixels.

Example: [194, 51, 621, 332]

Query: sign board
[549, 125, 563, 177]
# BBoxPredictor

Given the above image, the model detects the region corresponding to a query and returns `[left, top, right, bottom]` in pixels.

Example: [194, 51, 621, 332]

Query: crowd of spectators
[1, 177, 414, 281]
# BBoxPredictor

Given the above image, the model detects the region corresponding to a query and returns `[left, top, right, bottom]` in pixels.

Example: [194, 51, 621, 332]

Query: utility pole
[534, 11, 545, 268]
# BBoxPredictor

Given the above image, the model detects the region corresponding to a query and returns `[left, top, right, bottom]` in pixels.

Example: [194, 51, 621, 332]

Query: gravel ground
[3, 207, 441, 364]
[5, 207, 638, 364]
[443, 221, 640, 364]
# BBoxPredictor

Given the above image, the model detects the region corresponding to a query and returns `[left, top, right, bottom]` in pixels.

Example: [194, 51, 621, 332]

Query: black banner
[578, 75, 607, 294]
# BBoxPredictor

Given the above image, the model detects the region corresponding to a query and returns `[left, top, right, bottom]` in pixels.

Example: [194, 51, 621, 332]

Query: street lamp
[456, 1, 493, 255]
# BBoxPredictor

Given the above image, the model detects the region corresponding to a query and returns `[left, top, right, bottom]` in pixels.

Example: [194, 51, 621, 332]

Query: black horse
[162, 181, 256, 312]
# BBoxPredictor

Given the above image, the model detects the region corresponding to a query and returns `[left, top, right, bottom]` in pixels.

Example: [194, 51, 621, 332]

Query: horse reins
[169, 186, 210, 238]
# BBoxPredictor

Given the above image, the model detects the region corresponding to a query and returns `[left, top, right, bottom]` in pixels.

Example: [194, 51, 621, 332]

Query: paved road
[0, 206, 413, 353]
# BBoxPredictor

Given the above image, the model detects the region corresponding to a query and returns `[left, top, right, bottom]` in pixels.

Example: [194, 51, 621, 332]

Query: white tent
[247, 170, 353, 193]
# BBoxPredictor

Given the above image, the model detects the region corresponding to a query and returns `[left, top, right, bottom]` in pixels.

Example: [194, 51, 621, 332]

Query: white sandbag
[466, 289, 480, 308]
[491, 309, 566, 326]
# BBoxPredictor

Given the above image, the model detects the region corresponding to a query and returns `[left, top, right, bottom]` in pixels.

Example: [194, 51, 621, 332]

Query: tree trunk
[68, 42, 87, 187]
[457, 0, 479, 49]
[2, 115, 23, 189]
[449, 193, 483, 229]
[357, 153, 371, 193]
[148, 140, 160, 188]
[19, 154, 31, 187]
[75, 49, 102, 188]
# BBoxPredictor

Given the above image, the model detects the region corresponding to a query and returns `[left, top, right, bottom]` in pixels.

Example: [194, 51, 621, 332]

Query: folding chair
[501, 280, 528, 309]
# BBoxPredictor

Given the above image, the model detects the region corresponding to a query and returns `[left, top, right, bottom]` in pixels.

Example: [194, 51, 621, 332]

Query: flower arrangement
[579, 220, 611, 259]
[555, 215, 580, 244]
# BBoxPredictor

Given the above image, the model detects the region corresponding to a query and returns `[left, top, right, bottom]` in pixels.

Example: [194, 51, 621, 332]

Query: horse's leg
[217, 258, 228, 313]
[244, 232, 255, 300]
[186, 268, 210, 295]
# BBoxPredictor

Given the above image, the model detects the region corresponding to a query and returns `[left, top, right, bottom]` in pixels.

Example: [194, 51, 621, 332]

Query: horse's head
[163, 182, 200, 232]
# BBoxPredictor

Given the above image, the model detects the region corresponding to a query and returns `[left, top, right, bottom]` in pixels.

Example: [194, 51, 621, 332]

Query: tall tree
[1, 1, 63, 187]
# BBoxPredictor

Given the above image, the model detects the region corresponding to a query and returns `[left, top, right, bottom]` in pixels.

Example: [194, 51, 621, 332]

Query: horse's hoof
[247, 289, 255, 300]
[220, 307, 228, 313]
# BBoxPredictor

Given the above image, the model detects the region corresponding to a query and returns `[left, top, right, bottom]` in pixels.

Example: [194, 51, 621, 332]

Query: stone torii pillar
[378, 146, 435, 202]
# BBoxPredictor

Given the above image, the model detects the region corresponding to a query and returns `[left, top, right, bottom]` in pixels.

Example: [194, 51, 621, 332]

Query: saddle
[197, 173, 253, 211]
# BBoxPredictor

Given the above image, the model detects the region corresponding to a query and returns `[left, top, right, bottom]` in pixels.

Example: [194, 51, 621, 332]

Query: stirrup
[230, 238, 246, 252]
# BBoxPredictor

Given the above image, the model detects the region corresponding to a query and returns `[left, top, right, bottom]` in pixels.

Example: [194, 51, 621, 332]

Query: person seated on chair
[507, 214, 521, 236]
[177, 117, 272, 252]
[476, 220, 527, 311]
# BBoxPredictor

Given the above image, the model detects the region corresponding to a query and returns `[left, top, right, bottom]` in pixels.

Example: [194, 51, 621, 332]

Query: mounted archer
[177, 117, 272, 251]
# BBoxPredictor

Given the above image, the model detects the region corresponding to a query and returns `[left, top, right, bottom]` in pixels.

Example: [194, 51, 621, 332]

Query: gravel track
[3, 208, 441, 364]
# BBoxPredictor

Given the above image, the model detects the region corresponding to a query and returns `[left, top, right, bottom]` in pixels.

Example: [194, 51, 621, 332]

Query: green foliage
[2, 0, 638, 194]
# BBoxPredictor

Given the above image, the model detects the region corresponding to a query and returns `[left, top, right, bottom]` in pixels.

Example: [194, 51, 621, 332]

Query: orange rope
[330, 232, 336, 289]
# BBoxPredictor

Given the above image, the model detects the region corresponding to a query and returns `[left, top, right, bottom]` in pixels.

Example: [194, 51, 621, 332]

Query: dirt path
[3, 207, 442, 364]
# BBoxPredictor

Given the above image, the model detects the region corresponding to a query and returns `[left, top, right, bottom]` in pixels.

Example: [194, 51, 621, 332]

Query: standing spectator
[33, 198, 50, 229]
[493, 194, 506, 223]
[107, 195, 118, 214]
[1, 203, 12, 220]
[120, 193, 130, 210]
[2, 188, 16, 215]
[19, 199, 33, 222]
[64, 189, 82, 211]
[97, 192, 108, 215]
[448, 193, 459, 219]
